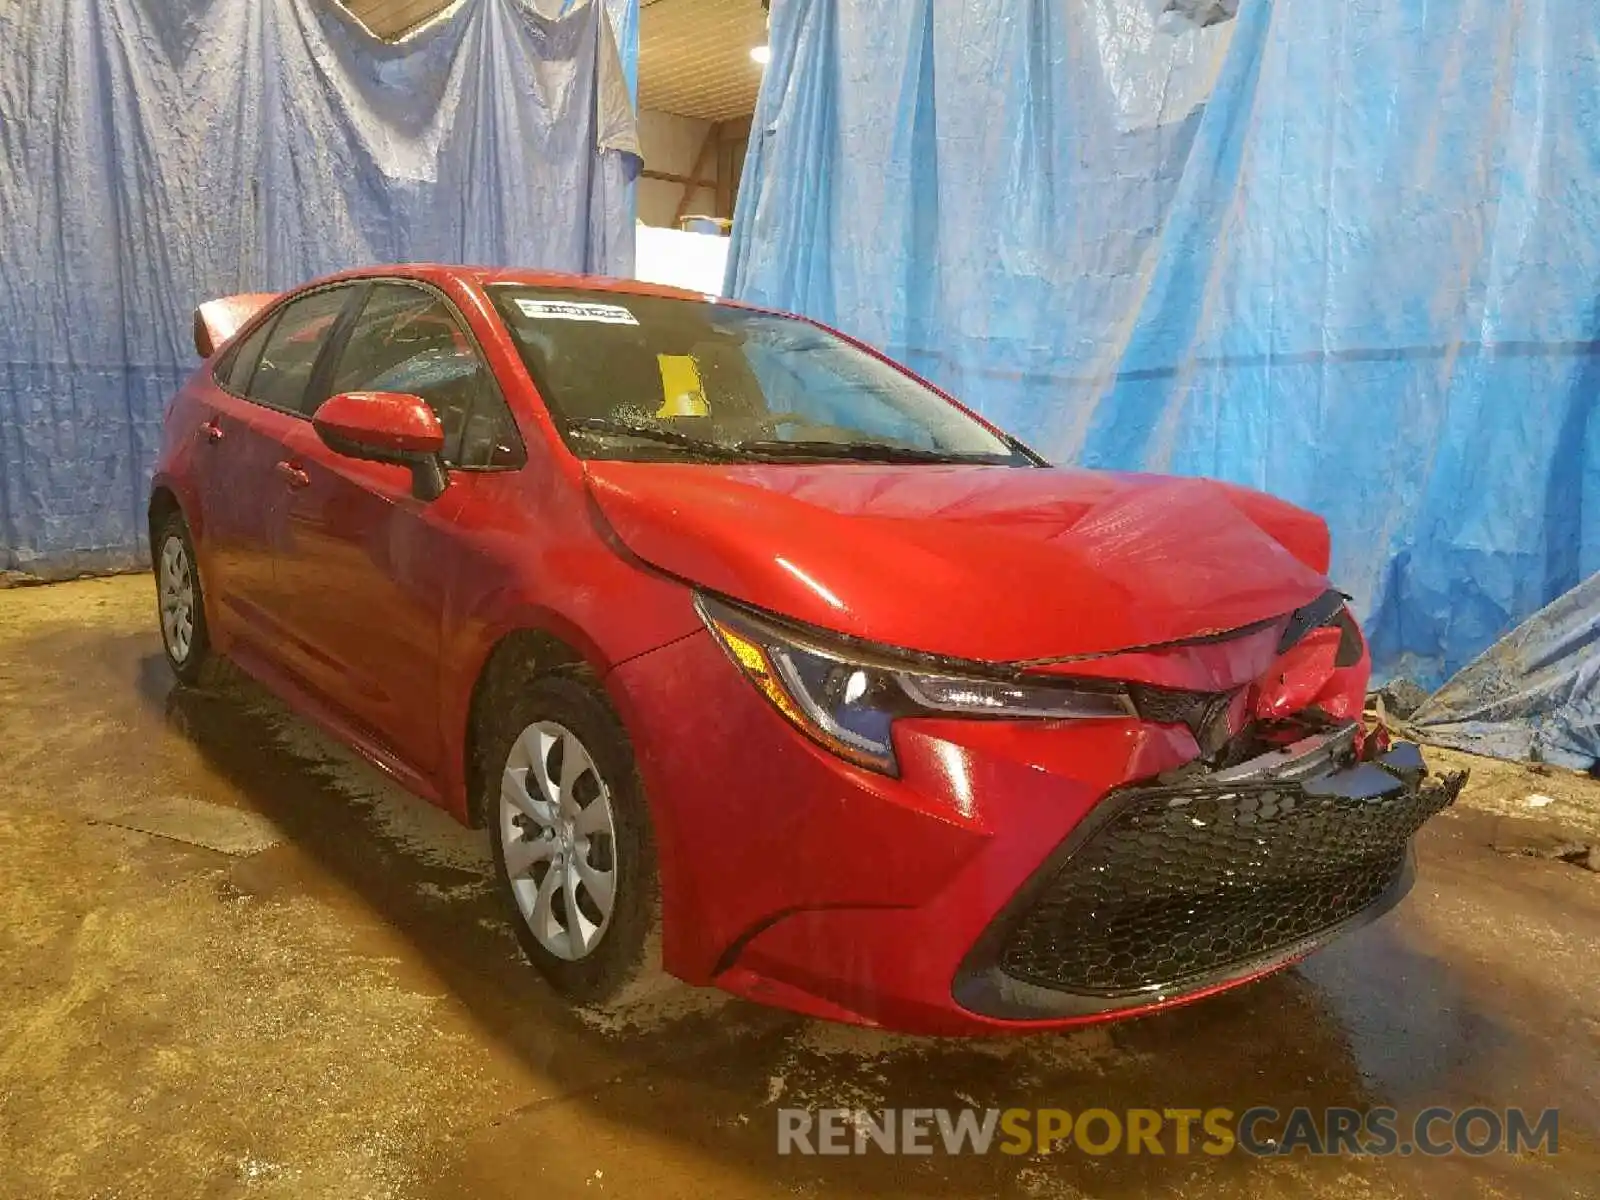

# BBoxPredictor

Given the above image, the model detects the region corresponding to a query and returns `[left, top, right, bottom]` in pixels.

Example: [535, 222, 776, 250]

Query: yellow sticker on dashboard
[656, 354, 710, 418]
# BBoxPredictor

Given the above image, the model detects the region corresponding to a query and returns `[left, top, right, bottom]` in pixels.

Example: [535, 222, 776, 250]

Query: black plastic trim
[950, 742, 1465, 1021]
[953, 857, 1416, 1020]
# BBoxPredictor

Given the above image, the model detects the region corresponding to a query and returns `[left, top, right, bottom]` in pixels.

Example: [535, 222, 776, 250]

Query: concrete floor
[1, 576, 1597, 1200]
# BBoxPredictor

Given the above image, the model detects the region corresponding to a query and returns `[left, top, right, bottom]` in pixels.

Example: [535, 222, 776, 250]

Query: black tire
[153, 511, 211, 686]
[483, 673, 660, 1006]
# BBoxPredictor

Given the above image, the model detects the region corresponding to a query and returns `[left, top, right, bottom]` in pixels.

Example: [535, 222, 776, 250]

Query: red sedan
[150, 265, 1463, 1034]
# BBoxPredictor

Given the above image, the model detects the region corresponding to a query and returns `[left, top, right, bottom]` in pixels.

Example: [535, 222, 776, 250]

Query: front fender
[434, 560, 702, 824]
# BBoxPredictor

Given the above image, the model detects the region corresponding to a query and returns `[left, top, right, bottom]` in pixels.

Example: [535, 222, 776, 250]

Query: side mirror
[312, 391, 449, 501]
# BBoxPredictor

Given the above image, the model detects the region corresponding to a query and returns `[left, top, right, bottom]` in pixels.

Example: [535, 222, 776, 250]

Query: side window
[330, 283, 522, 469]
[221, 316, 276, 394]
[248, 288, 352, 414]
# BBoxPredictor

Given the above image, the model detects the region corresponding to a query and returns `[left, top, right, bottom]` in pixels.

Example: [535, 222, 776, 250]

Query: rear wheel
[154, 513, 210, 685]
[484, 674, 659, 1006]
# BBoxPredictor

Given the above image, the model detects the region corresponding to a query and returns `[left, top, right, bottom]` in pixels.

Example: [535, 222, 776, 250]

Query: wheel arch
[147, 484, 184, 558]
[461, 625, 598, 828]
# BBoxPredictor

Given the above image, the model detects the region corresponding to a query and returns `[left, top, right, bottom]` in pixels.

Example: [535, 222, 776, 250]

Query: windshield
[488, 286, 1032, 465]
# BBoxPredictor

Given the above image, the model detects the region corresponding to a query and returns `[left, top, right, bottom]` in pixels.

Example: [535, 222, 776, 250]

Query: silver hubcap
[159, 535, 196, 663]
[500, 721, 618, 961]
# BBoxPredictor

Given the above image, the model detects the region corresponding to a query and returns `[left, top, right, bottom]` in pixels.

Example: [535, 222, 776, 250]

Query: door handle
[275, 460, 311, 489]
[201, 419, 224, 444]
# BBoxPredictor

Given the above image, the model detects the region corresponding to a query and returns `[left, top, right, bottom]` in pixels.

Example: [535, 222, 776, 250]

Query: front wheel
[153, 512, 211, 685]
[484, 674, 660, 1006]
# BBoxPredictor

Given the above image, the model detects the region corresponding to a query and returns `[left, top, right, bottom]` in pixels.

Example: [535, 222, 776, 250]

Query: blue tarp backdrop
[1411, 571, 1600, 770]
[729, 0, 1600, 689]
[0, 0, 639, 577]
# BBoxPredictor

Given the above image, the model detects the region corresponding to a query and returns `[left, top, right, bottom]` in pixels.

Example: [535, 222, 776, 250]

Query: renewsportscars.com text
[776, 1106, 1559, 1158]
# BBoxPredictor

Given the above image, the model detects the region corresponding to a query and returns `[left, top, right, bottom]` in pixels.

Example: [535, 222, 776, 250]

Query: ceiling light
[750, 45, 771, 65]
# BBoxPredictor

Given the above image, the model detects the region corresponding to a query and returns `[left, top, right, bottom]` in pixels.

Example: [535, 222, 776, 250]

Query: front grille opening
[997, 774, 1457, 997]
[1127, 685, 1215, 729]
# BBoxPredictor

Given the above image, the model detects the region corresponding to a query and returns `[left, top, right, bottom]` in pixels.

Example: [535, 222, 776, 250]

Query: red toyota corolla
[149, 265, 1463, 1034]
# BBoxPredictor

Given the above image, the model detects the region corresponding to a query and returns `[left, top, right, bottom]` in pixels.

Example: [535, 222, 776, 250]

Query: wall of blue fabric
[1411, 569, 1600, 769]
[728, 0, 1600, 688]
[0, 0, 639, 580]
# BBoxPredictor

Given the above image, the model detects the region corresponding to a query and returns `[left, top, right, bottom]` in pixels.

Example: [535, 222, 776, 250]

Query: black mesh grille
[998, 771, 1460, 996]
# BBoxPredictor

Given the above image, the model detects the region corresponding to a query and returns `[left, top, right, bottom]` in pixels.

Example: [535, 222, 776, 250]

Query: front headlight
[695, 594, 1135, 774]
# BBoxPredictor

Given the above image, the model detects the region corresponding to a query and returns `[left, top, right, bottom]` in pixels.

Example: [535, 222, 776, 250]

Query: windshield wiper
[567, 418, 758, 460]
[732, 439, 1009, 464]
[570, 420, 1010, 465]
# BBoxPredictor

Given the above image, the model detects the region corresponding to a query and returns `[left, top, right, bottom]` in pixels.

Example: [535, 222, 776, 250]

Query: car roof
[305, 263, 719, 305]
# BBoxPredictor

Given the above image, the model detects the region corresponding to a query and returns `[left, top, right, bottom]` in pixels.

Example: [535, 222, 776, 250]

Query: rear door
[273, 280, 524, 773]
[190, 285, 357, 649]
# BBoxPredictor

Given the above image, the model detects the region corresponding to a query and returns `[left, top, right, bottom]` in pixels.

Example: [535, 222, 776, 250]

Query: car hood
[582, 461, 1333, 662]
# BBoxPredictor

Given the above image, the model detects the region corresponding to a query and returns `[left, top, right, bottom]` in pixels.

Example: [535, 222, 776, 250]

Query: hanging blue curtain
[729, 0, 1600, 688]
[0, 0, 640, 578]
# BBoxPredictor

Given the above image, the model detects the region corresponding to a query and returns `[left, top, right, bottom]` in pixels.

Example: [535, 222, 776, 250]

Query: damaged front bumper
[954, 727, 1467, 1020]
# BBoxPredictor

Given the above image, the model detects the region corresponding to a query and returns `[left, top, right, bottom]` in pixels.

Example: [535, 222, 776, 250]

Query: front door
[271, 280, 522, 775]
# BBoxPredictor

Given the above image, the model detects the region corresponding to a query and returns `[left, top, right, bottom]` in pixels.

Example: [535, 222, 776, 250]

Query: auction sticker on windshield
[513, 298, 639, 325]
